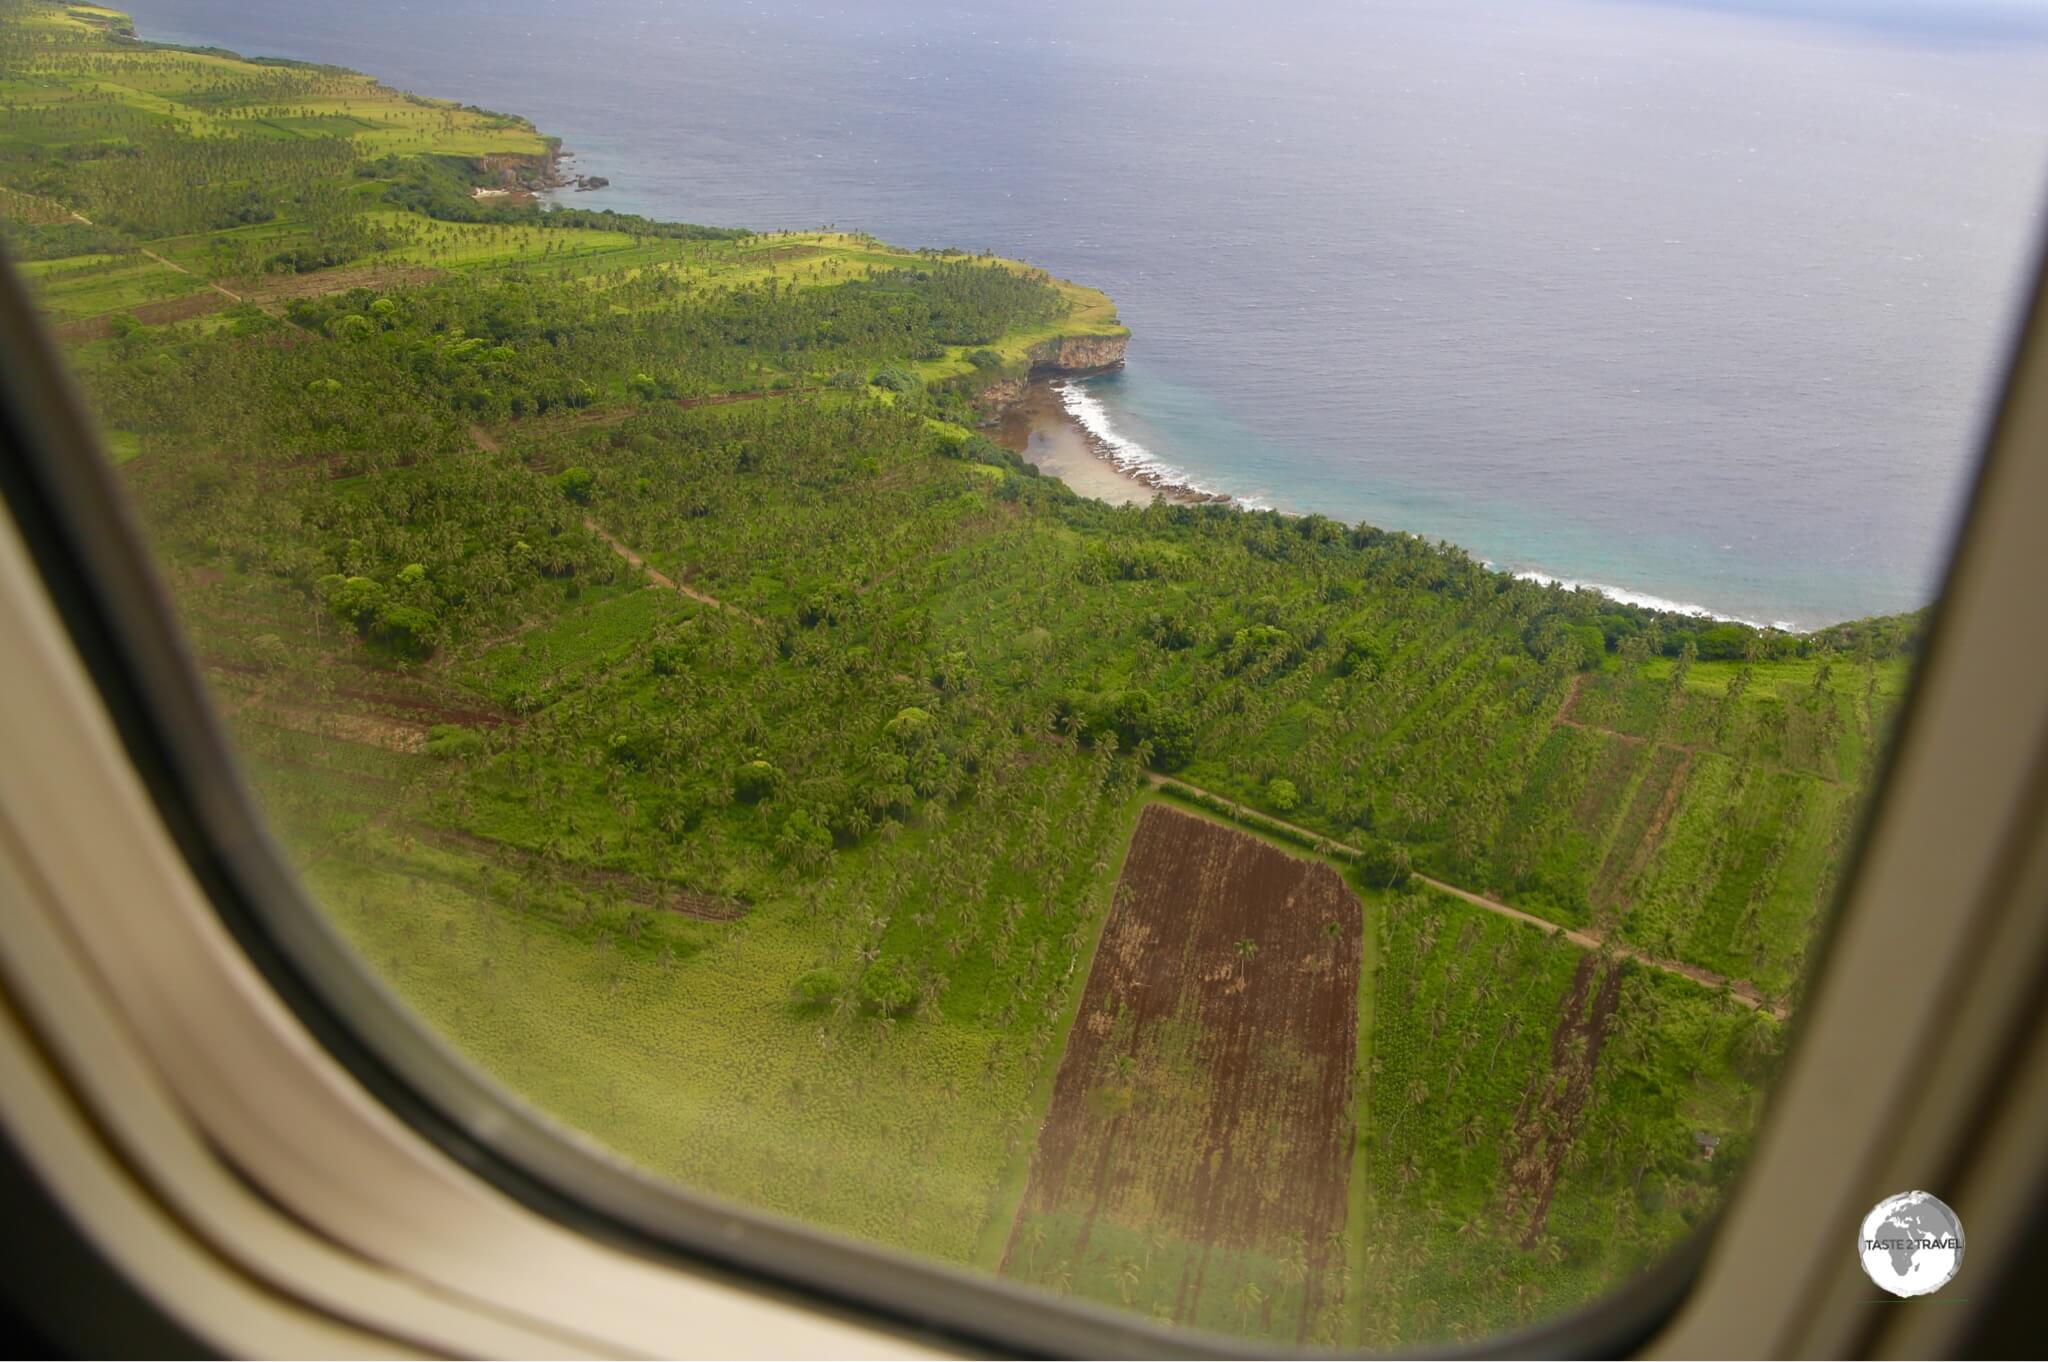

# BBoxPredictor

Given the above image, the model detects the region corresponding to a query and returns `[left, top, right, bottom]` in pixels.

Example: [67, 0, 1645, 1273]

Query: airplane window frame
[0, 209, 2042, 1354]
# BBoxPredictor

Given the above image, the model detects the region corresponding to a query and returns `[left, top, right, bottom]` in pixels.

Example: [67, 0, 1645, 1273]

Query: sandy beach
[994, 382, 1212, 507]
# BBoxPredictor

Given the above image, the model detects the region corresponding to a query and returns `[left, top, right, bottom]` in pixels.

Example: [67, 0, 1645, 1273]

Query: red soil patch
[1500, 957, 1623, 1246]
[1570, 735, 1646, 832]
[54, 289, 224, 341]
[207, 658, 518, 733]
[1591, 746, 1692, 914]
[415, 826, 746, 922]
[230, 264, 443, 303]
[1003, 804, 1361, 1337]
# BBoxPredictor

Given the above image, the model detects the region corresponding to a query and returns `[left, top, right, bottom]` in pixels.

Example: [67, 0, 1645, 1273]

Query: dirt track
[1502, 957, 1624, 1245]
[468, 424, 767, 625]
[1146, 773, 1786, 1018]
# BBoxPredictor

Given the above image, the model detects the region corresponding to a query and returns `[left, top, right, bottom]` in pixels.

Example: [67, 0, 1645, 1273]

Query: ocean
[118, 0, 2048, 628]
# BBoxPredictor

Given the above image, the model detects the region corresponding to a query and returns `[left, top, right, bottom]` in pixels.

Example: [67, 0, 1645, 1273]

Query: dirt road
[137, 246, 247, 305]
[467, 425, 764, 624]
[1145, 771, 1787, 1018]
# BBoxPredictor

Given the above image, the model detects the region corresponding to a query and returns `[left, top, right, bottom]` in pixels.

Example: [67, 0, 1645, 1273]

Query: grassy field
[19, 249, 199, 317]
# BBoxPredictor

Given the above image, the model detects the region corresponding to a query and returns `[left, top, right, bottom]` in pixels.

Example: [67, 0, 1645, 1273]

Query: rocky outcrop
[972, 375, 1029, 424]
[1029, 332, 1128, 377]
[973, 330, 1128, 424]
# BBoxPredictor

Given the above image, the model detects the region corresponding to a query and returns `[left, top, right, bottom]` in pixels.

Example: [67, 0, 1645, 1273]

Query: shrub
[859, 960, 917, 1017]
[967, 348, 1004, 370]
[1337, 633, 1389, 679]
[777, 808, 834, 869]
[870, 365, 919, 393]
[325, 575, 385, 631]
[1352, 836, 1413, 890]
[1569, 622, 1608, 669]
[885, 706, 934, 746]
[248, 634, 288, 670]
[555, 465, 596, 503]
[425, 724, 482, 758]
[607, 729, 657, 768]
[733, 759, 780, 803]
[1695, 623, 1753, 661]
[373, 604, 439, 660]
[791, 968, 844, 1013]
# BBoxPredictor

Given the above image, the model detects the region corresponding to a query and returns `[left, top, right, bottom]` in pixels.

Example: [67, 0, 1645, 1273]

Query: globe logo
[1858, 1191, 1965, 1298]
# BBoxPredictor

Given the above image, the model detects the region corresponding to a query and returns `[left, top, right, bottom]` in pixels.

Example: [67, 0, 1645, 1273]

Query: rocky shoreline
[473, 146, 610, 198]
[992, 378, 1232, 508]
[1051, 383, 1234, 505]
[976, 331, 1237, 507]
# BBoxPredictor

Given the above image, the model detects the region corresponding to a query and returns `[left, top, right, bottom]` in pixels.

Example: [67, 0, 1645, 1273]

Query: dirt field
[1002, 804, 1362, 1341]
[232, 264, 444, 304]
[53, 288, 223, 341]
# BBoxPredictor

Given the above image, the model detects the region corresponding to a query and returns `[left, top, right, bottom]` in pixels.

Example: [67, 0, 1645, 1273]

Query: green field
[4, 0, 1920, 1349]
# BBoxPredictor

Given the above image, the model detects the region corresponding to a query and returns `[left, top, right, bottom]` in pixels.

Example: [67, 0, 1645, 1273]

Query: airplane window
[5, 0, 2044, 1349]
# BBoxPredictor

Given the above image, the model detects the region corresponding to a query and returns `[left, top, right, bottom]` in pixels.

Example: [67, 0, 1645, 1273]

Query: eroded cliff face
[972, 375, 1030, 424]
[974, 332, 1129, 424]
[1030, 333, 1128, 376]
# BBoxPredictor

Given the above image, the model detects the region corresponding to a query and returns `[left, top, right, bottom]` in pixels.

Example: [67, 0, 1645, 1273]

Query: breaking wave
[1509, 569, 1800, 632]
[1053, 380, 1238, 502]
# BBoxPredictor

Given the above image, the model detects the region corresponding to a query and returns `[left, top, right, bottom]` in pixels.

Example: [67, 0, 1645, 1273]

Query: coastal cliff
[974, 376, 1030, 423]
[974, 331, 1129, 423]
[1030, 332, 1127, 377]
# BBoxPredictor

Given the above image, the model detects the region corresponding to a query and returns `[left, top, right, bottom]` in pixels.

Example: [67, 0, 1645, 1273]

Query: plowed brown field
[1001, 804, 1362, 1341]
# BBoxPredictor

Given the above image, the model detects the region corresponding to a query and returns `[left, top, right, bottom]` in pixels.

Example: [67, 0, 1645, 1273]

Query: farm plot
[1359, 885, 1774, 1348]
[1002, 804, 1362, 1344]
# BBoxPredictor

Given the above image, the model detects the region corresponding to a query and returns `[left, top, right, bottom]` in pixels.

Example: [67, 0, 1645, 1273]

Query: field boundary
[1147, 773, 1785, 1017]
[971, 788, 1152, 1272]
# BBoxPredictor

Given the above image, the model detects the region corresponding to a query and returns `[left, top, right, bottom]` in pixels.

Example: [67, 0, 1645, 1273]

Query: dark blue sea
[120, 0, 2048, 627]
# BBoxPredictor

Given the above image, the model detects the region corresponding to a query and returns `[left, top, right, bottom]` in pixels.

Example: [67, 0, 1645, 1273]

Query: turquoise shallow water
[121, 0, 2048, 627]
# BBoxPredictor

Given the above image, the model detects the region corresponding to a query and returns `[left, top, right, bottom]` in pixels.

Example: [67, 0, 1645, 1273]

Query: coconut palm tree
[1232, 1279, 1268, 1334]
[1023, 1219, 1048, 1274]
[1487, 1014, 1523, 1080]
[1112, 1256, 1143, 1306]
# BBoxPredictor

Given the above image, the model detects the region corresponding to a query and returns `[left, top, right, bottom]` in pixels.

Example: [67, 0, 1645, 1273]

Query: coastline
[94, 6, 1912, 637]
[1000, 377, 1819, 631]
[994, 380, 1229, 509]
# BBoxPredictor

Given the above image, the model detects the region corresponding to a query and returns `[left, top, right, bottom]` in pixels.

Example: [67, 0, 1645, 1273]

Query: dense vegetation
[5, 2, 1921, 1348]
